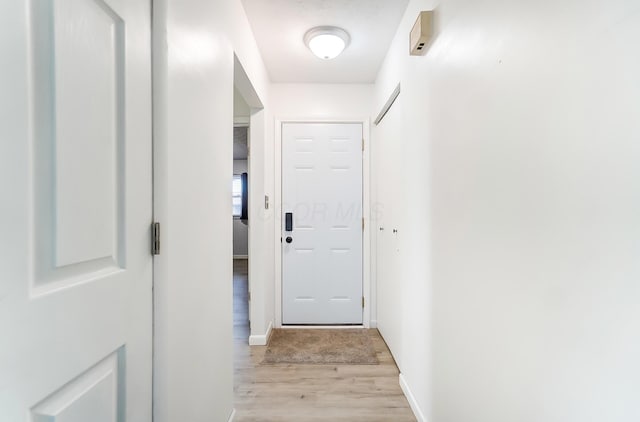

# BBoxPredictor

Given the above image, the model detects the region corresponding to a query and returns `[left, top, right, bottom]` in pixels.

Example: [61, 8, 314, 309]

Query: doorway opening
[232, 90, 250, 341]
[230, 54, 264, 347]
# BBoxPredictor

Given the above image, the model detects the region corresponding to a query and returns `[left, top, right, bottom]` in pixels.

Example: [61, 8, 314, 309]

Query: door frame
[274, 118, 372, 328]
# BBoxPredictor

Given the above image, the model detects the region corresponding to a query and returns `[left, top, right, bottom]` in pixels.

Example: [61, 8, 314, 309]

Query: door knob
[285, 236, 293, 244]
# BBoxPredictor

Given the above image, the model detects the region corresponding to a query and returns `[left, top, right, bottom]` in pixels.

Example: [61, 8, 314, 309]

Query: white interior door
[0, 0, 152, 420]
[282, 123, 363, 324]
[374, 96, 404, 369]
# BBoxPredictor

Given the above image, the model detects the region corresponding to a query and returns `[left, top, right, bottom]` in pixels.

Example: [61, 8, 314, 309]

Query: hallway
[232, 260, 415, 421]
[3, 0, 640, 420]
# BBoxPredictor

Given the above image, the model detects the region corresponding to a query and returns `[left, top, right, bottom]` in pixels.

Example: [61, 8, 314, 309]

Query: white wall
[372, 16, 438, 390]
[153, 1, 269, 421]
[269, 83, 374, 327]
[234, 88, 250, 119]
[374, 0, 640, 421]
[372, 3, 432, 420]
[270, 84, 373, 120]
[247, 107, 274, 343]
[233, 160, 248, 257]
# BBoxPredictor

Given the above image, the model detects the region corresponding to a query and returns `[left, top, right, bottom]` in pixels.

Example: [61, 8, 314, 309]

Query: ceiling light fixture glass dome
[304, 26, 350, 60]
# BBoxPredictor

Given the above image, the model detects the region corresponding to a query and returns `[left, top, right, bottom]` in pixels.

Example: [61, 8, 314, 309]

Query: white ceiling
[241, 0, 409, 84]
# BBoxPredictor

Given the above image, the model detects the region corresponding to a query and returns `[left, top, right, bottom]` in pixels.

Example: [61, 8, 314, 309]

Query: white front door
[0, 0, 152, 420]
[282, 123, 363, 324]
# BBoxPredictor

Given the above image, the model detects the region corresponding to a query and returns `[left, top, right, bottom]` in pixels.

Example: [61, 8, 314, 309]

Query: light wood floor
[233, 258, 250, 341]
[232, 259, 416, 421]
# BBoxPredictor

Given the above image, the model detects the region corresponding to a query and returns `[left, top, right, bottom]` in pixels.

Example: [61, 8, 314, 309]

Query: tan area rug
[261, 329, 379, 365]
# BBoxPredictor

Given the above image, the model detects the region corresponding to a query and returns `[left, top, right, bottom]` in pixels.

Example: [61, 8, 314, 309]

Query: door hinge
[362, 217, 365, 231]
[151, 222, 161, 255]
[362, 138, 365, 151]
[248, 291, 251, 302]
[362, 296, 365, 308]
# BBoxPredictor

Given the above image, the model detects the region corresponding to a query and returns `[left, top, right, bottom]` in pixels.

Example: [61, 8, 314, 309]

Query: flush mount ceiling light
[304, 26, 350, 60]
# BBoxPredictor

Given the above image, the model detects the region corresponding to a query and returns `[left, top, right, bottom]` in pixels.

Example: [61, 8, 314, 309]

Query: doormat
[261, 329, 379, 365]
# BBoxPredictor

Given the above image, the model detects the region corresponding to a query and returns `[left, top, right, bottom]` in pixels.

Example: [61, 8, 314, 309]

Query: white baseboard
[370, 319, 378, 328]
[280, 325, 364, 329]
[233, 255, 248, 259]
[227, 408, 236, 422]
[399, 373, 426, 422]
[249, 320, 273, 346]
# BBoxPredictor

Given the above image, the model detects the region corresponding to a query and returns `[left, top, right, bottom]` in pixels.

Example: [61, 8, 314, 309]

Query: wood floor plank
[232, 259, 416, 421]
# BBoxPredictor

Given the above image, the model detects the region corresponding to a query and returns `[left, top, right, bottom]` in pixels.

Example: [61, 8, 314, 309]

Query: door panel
[0, 0, 152, 420]
[374, 97, 404, 370]
[49, 0, 124, 269]
[282, 123, 363, 324]
[32, 0, 127, 290]
[31, 349, 124, 422]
